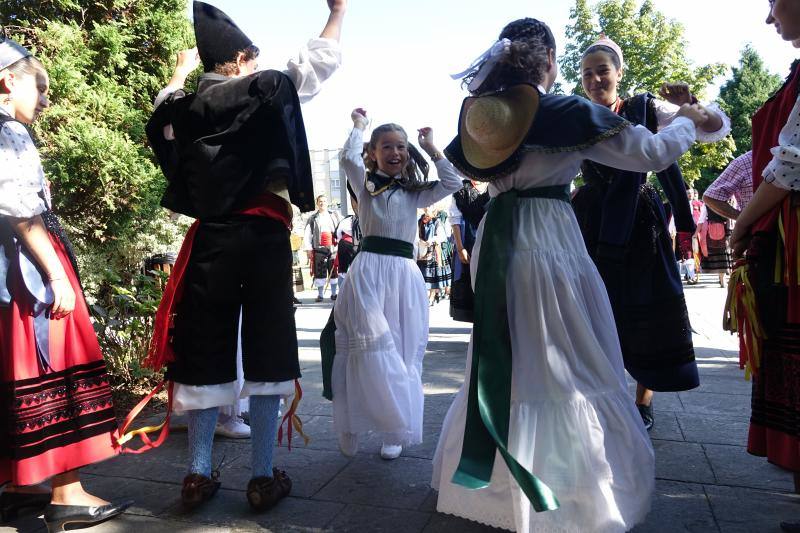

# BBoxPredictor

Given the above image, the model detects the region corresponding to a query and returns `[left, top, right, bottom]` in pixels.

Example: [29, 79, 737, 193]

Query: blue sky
[192, 1, 797, 151]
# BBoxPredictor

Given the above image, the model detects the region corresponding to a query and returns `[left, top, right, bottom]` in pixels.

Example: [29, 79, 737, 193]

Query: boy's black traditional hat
[193, 1, 253, 73]
[0, 28, 32, 71]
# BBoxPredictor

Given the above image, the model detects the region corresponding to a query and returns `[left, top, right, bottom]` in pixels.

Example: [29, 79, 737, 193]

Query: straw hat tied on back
[460, 84, 540, 170]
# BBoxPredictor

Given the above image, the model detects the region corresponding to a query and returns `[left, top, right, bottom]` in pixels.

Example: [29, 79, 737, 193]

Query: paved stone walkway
[2, 275, 798, 532]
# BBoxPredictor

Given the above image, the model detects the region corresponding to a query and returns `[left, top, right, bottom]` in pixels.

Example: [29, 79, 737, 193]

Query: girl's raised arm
[340, 109, 368, 197]
[415, 127, 463, 207]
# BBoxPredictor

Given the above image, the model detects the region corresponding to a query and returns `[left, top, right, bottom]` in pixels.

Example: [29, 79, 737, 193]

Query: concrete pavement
[2, 274, 797, 532]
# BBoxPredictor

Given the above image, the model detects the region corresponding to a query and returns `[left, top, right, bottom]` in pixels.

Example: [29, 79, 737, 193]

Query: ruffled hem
[432, 384, 654, 533]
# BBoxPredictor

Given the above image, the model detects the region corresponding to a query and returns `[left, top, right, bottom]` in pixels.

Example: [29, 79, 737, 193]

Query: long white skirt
[432, 198, 654, 533]
[332, 250, 429, 445]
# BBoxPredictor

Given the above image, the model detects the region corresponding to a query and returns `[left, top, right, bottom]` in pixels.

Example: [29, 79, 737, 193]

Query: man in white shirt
[304, 194, 341, 302]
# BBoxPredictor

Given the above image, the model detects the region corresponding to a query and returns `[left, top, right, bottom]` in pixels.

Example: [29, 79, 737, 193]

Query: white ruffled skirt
[432, 198, 654, 532]
[332, 250, 429, 445]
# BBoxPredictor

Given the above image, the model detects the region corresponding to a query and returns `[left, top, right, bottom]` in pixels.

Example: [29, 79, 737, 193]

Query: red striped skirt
[0, 232, 118, 486]
[748, 324, 800, 471]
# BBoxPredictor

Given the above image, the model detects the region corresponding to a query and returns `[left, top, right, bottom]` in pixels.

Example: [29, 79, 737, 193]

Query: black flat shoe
[637, 403, 654, 432]
[0, 491, 51, 522]
[781, 522, 800, 532]
[43, 500, 133, 532]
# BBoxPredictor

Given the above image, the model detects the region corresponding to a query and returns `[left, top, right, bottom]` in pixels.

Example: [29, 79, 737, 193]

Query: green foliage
[2, 1, 192, 248]
[561, 0, 734, 185]
[717, 45, 783, 156]
[91, 270, 167, 389]
[1, 0, 194, 387]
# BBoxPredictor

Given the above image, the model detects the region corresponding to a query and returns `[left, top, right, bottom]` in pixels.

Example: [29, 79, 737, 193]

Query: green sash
[452, 185, 568, 512]
[320, 235, 415, 400]
[360, 236, 414, 259]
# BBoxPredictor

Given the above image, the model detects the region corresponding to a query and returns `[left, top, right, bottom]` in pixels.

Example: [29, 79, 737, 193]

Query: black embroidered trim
[5, 419, 118, 460]
[11, 406, 116, 447]
[1, 359, 116, 459]
[751, 325, 800, 438]
[12, 371, 109, 407]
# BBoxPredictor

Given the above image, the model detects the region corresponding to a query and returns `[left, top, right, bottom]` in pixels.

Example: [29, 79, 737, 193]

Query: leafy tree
[560, 0, 735, 185]
[717, 45, 782, 156]
[1, 0, 193, 284]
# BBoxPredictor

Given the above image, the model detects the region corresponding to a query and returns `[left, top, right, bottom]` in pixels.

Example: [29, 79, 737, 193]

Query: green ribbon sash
[453, 185, 568, 512]
[360, 236, 414, 259]
[320, 235, 415, 400]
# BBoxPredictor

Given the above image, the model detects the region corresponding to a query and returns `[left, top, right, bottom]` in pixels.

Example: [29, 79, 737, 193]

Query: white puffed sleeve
[653, 99, 731, 144]
[763, 95, 800, 191]
[284, 38, 342, 104]
[0, 121, 49, 218]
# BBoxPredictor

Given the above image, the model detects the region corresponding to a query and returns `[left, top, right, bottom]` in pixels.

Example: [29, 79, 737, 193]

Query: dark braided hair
[366, 123, 430, 189]
[463, 18, 557, 95]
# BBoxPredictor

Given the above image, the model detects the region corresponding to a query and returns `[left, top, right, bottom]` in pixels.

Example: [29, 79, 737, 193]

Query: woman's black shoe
[781, 522, 800, 532]
[637, 403, 654, 431]
[43, 500, 133, 532]
[0, 491, 51, 522]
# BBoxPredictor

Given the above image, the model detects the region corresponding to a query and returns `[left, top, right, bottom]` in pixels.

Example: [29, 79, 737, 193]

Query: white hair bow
[450, 38, 512, 93]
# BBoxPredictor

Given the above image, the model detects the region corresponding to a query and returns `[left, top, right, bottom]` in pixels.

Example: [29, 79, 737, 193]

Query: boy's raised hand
[175, 48, 201, 78]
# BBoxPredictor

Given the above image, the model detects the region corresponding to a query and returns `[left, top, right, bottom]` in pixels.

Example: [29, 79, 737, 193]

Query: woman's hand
[676, 103, 709, 127]
[418, 127, 437, 155]
[730, 223, 751, 259]
[327, 0, 347, 12]
[458, 248, 470, 265]
[659, 82, 694, 106]
[49, 277, 76, 319]
[351, 108, 368, 129]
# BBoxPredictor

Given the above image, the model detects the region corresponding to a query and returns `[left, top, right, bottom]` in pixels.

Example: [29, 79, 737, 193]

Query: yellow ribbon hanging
[724, 264, 766, 379]
[117, 420, 167, 447]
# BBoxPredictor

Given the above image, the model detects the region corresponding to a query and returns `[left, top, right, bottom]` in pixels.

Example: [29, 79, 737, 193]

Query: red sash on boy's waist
[144, 192, 291, 370]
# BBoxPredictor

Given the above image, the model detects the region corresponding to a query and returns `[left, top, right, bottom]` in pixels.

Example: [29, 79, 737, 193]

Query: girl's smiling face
[369, 131, 409, 177]
[581, 50, 623, 108]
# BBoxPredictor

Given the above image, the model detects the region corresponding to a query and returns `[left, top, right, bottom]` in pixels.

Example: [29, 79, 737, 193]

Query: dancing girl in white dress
[329, 109, 462, 459]
[432, 18, 713, 532]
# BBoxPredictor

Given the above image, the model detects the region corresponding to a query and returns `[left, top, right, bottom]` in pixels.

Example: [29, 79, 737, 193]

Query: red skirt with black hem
[748, 324, 800, 471]
[0, 232, 118, 487]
